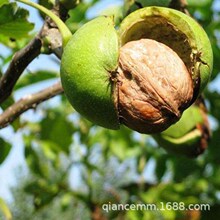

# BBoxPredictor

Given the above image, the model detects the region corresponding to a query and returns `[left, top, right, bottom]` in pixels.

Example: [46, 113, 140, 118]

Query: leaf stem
[16, 0, 72, 47]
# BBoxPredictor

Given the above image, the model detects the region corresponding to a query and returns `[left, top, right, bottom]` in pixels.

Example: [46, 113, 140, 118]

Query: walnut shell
[117, 39, 193, 133]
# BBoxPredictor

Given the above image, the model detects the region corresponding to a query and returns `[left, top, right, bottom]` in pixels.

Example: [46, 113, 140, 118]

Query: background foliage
[0, 0, 220, 219]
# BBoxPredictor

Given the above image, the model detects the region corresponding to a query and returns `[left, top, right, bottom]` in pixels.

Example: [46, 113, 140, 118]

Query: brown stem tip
[116, 39, 193, 134]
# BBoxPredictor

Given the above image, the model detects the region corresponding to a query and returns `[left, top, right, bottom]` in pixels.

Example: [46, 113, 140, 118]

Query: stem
[16, 0, 72, 47]
[0, 81, 63, 129]
[0, 36, 42, 104]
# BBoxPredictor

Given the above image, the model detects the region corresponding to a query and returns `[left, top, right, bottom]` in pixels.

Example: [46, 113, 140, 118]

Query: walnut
[117, 39, 193, 134]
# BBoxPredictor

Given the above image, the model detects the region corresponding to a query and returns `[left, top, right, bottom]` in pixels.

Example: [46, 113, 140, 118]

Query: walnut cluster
[117, 39, 193, 134]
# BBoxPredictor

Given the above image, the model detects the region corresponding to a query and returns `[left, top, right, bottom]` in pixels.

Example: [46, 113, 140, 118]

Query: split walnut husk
[17, 1, 212, 135]
[60, 7, 212, 132]
[116, 39, 193, 134]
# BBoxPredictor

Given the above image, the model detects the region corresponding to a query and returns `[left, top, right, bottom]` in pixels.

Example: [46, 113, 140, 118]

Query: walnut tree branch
[0, 81, 63, 129]
[0, 3, 66, 105]
[0, 37, 42, 104]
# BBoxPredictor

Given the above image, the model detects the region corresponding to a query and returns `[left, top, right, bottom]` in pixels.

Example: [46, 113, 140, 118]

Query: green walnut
[17, 1, 213, 134]
[153, 100, 210, 157]
[61, 16, 120, 130]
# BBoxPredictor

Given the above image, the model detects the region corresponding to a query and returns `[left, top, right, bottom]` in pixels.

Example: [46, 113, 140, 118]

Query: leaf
[0, 0, 9, 8]
[90, 126, 142, 160]
[60, 193, 72, 211]
[24, 179, 59, 209]
[68, 2, 88, 22]
[0, 3, 34, 43]
[138, 0, 171, 7]
[0, 96, 14, 111]
[66, 3, 89, 33]
[0, 197, 12, 220]
[124, 0, 171, 15]
[187, 0, 212, 7]
[39, 140, 62, 162]
[38, 0, 53, 19]
[206, 129, 220, 163]
[171, 157, 200, 182]
[0, 96, 21, 131]
[206, 91, 220, 121]
[14, 70, 59, 90]
[24, 144, 49, 178]
[155, 155, 168, 181]
[25, 147, 45, 176]
[40, 110, 75, 154]
[0, 137, 11, 164]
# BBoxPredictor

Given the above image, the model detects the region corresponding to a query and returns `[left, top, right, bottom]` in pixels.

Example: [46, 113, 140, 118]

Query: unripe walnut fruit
[59, 7, 213, 134]
[16, 1, 213, 155]
[17, 2, 213, 134]
[117, 39, 193, 133]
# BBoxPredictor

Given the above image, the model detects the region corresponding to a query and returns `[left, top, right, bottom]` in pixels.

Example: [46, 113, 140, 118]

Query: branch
[0, 37, 42, 104]
[0, 81, 63, 129]
[0, 3, 66, 104]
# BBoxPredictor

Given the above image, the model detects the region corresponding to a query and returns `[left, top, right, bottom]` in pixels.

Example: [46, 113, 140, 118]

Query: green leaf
[38, 0, 53, 19]
[0, 3, 34, 43]
[0, 0, 9, 8]
[0, 97, 21, 131]
[24, 179, 59, 209]
[0, 96, 14, 111]
[59, 0, 80, 10]
[68, 2, 88, 22]
[66, 3, 89, 33]
[60, 193, 72, 211]
[15, 70, 59, 90]
[187, 0, 212, 7]
[0, 137, 11, 164]
[171, 157, 199, 182]
[207, 129, 220, 163]
[24, 144, 49, 178]
[40, 111, 75, 154]
[137, 0, 171, 7]
[39, 140, 62, 162]
[124, 0, 171, 15]
[0, 198, 12, 220]
[206, 91, 220, 121]
[155, 155, 168, 181]
[90, 126, 142, 160]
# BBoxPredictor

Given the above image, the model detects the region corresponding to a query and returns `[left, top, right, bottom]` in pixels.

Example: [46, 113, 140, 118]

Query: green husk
[61, 17, 120, 129]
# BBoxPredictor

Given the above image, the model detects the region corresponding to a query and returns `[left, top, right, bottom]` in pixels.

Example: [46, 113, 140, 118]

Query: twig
[0, 81, 63, 129]
[0, 2, 66, 105]
[0, 37, 42, 104]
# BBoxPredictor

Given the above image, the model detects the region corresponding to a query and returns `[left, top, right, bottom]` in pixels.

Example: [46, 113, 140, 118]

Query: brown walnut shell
[116, 39, 193, 134]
